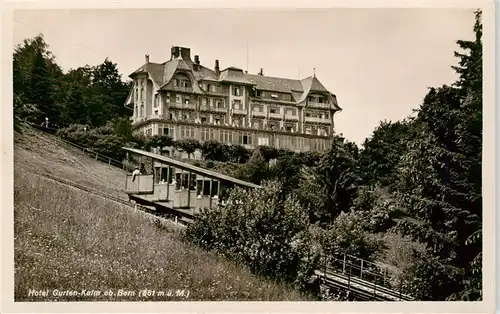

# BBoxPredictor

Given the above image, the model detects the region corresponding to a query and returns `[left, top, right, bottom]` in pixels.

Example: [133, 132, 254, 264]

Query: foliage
[184, 181, 319, 291]
[241, 149, 270, 185]
[358, 119, 415, 188]
[387, 10, 483, 300]
[201, 140, 228, 161]
[297, 138, 360, 226]
[13, 34, 130, 128]
[174, 138, 201, 159]
[200, 141, 251, 164]
[321, 211, 384, 261]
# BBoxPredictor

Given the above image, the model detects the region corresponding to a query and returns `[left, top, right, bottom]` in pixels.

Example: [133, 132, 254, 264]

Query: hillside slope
[14, 126, 309, 301]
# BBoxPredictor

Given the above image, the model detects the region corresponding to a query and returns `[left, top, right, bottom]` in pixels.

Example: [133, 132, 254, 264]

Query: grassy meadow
[14, 127, 309, 301]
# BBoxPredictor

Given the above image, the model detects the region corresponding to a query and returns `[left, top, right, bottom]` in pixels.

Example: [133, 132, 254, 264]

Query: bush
[184, 181, 319, 290]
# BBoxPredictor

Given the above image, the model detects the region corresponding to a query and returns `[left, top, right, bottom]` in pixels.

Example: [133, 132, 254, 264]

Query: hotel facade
[124, 46, 342, 152]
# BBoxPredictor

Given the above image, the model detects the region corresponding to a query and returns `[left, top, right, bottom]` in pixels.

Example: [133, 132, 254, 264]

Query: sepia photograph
[3, 1, 496, 312]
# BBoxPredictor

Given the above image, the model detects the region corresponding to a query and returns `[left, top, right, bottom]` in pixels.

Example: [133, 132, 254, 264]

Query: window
[233, 100, 241, 110]
[286, 126, 292, 132]
[185, 98, 190, 105]
[176, 95, 181, 103]
[232, 86, 241, 96]
[201, 116, 207, 123]
[134, 105, 138, 117]
[216, 99, 223, 108]
[242, 135, 248, 145]
[180, 125, 194, 138]
[140, 105, 144, 117]
[169, 113, 173, 120]
[256, 90, 261, 97]
[154, 110, 158, 115]
[174, 79, 179, 87]
[286, 108, 296, 116]
[154, 94, 159, 107]
[201, 128, 208, 141]
[270, 107, 279, 114]
[305, 112, 311, 117]
[202, 98, 207, 106]
[211, 85, 217, 92]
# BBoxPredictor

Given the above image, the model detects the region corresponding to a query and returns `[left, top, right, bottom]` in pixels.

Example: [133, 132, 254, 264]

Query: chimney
[171, 46, 179, 60]
[180, 47, 191, 60]
[258, 68, 264, 76]
[215, 59, 220, 76]
[194, 55, 200, 65]
[145, 54, 150, 63]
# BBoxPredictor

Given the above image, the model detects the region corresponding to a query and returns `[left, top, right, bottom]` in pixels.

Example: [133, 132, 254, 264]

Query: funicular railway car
[122, 147, 261, 220]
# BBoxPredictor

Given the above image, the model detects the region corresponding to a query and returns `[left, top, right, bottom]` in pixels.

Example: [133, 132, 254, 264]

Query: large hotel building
[124, 46, 342, 152]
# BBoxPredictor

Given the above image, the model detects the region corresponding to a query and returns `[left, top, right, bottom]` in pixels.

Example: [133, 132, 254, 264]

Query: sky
[13, 8, 476, 145]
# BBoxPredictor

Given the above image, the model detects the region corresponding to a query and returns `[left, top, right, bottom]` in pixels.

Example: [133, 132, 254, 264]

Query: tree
[299, 138, 360, 226]
[174, 138, 201, 159]
[201, 140, 228, 161]
[185, 181, 319, 290]
[358, 119, 415, 188]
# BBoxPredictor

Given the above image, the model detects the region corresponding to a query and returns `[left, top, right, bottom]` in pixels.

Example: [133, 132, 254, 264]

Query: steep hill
[13, 125, 309, 301]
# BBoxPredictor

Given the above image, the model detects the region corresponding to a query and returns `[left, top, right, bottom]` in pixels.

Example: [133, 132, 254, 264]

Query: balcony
[170, 86, 194, 93]
[251, 110, 266, 118]
[284, 114, 299, 121]
[304, 116, 332, 124]
[200, 105, 227, 113]
[268, 112, 283, 120]
[232, 108, 247, 115]
[308, 101, 331, 109]
[132, 114, 168, 125]
[169, 102, 196, 110]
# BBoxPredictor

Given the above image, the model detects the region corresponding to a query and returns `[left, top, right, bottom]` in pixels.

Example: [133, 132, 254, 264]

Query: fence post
[323, 255, 327, 285]
[348, 262, 352, 292]
[95, 153, 98, 160]
[108, 158, 111, 165]
[399, 279, 403, 300]
[343, 253, 346, 274]
[360, 259, 364, 279]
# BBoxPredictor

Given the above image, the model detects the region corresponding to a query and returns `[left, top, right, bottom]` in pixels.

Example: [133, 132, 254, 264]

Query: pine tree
[391, 10, 482, 300]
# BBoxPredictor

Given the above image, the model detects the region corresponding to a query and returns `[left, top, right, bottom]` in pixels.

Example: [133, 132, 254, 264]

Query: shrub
[184, 181, 319, 290]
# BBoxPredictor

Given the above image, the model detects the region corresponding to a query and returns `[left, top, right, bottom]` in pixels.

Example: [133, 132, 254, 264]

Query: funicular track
[21, 124, 414, 301]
